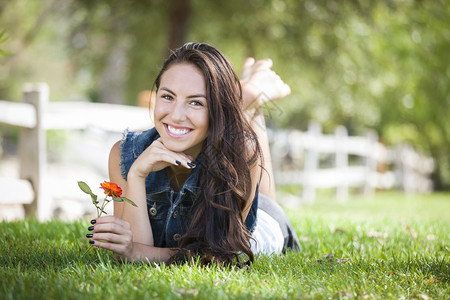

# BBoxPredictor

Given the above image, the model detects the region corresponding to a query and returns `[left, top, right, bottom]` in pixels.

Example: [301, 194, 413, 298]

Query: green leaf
[113, 196, 138, 207]
[91, 194, 98, 204]
[112, 197, 123, 202]
[78, 181, 93, 195]
[122, 197, 138, 207]
[78, 181, 98, 205]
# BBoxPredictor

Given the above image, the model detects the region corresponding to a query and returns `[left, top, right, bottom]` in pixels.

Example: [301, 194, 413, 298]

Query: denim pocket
[177, 203, 194, 233]
[147, 196, 170, 247]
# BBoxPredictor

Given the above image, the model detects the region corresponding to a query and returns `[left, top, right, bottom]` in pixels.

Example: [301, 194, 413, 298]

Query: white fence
[0, 83, 152, 220]
[0, 84, 436, 219]
[269, 122, 434, 202]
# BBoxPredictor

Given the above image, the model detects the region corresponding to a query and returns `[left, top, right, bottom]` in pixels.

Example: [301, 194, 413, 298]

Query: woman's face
[154, 63, 209, 158]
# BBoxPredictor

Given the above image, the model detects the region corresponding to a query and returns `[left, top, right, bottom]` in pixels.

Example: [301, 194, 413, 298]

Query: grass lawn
[1, 191, 449, 299]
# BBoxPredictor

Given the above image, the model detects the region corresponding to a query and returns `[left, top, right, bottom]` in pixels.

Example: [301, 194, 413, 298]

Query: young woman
[86, 43, 300, 265]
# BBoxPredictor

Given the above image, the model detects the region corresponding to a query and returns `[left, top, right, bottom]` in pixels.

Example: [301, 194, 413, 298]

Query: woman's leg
[240, 58, 290, 201]
[251, 108, 277, 201]
[240, 57, 300, 252]
[249, 108, 301, 252]
[258, 193, 301, 253]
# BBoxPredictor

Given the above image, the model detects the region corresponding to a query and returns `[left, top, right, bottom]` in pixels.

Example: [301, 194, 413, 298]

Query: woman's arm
[88, 138, 193, 262]
[87, 141, 157, 262]
[109, 140, 154, 246]
[110, 138, 193, 244]
[109, 141, 127, 218]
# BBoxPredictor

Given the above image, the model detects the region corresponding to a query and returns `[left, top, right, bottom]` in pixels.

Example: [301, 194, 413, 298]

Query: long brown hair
[154, 43, 262, 266]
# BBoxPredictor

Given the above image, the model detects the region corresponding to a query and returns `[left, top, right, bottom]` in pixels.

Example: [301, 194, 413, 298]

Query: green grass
[1, 192, 449, 299]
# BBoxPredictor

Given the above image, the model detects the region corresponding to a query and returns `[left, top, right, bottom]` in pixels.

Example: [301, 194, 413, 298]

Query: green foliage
[0, 30, 10, 56]
[0, 0, 449, 187]
[1, 192, 449, 299]
[186, 0, 450, 188]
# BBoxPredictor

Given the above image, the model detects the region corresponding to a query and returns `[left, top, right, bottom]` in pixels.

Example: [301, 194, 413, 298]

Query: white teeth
[168, 125, 190, 135]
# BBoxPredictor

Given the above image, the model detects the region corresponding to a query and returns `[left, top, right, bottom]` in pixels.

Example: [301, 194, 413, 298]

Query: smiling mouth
[165, 124, 192, 137]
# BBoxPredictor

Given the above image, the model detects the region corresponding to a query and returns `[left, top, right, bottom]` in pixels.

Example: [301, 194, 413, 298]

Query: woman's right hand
[128, 138, 194, 180]
[86, 216, 135, 260]
[87, 216, 176, 263]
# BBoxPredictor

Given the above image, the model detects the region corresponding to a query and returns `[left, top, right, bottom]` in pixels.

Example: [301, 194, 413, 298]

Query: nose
[170, 101, 187, 123]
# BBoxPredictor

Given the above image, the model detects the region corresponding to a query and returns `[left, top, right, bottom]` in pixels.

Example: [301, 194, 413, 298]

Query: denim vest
[119, 128, 258, 248]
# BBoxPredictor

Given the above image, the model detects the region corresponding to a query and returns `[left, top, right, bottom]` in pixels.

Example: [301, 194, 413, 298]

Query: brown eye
[162, 94, 173, 101]
[190, 100, 204, 106]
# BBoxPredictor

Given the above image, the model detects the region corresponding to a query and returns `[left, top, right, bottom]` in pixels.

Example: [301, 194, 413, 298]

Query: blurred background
[0, 0, 449, 220]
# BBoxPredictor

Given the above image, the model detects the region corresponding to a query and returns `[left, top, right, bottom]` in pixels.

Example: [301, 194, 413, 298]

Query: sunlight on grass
[1, 192, 448, 299]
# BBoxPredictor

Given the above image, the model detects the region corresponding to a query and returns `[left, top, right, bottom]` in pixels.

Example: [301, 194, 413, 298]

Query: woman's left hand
[86, 216, 135, 260]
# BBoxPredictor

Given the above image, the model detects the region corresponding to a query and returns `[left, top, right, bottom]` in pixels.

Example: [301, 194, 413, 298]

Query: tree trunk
[167, 0, 191, 52]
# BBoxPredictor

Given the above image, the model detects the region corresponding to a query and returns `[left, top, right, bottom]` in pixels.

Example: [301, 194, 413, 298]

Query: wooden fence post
[19, 83, 51, 221]
[364, 130, 378, 196]
[302, 122, 321, 203]
[335, 126, 348, 201]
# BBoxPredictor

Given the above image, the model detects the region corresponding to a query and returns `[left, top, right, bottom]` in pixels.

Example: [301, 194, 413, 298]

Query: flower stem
[97, 196, 111, 217]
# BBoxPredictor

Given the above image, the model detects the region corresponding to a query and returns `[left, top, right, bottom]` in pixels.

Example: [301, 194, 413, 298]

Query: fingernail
[175, 160, 181, 165]
[187, 162, 196, 168]
[86, 233, 93, 238]
[90, 219, 96, 224]
[88, 226, 94, 231]
[89, 240, 95, 244]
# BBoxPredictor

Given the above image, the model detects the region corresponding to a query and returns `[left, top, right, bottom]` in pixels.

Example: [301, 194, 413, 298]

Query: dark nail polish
[187, 162, 196, 168]
[88, 226, 94, 231]
[175, 160, 181, 165]
[86, 233, 93, 238]
[90, 219, 96, 224]
[89, 240, 95, 244]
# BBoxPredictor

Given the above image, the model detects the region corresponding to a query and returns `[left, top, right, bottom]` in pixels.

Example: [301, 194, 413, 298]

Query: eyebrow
[160, 87, 206, 99]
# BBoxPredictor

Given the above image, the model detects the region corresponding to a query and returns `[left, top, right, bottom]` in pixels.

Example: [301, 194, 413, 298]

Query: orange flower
[100, 181, 122, 198]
